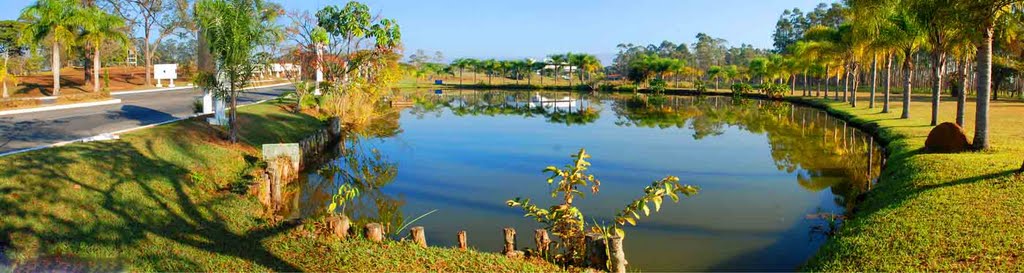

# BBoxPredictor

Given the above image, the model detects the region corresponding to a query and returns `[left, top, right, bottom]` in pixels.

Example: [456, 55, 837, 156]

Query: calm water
[282, 90, 884, 271]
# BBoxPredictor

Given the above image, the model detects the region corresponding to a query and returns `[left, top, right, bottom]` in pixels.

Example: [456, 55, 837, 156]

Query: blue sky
[2, 0, 830, 63]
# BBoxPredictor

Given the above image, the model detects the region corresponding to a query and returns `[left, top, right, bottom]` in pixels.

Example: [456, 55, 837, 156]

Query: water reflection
[283, 139, 406, 234]
[610, 95, 883, 213]
[286, 90, 885, 271]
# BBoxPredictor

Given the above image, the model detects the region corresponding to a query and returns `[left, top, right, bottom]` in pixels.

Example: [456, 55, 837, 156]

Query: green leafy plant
[327, 183, 360, 215]
[693, 80, 708, 95]
[192, 98, 204, 114]
[760, 82, 787, 98]
[649, 78, 667, 94]
[507, 148, 698, 266]
[730, 82, 753, 96]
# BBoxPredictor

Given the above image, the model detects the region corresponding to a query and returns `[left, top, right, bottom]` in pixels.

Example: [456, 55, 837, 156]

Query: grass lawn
[785, 91, 1024, 271]
[0, 101, 558, 272]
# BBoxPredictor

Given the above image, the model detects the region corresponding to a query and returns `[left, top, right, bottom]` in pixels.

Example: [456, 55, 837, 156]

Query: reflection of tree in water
[612, 95, 883, 213]
[294, 138, 406, 233]
[405, 90, 604, 126]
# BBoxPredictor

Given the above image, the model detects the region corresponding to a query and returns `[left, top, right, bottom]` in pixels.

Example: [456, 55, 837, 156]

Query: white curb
[0, 99, 122, 116]
[111, 86, 192, 96]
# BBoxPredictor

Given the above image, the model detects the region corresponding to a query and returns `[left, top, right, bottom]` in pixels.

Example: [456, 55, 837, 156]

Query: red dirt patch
[12, 66, 192, 98]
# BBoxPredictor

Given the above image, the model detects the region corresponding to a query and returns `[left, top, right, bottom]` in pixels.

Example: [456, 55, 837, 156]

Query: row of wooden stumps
[502, 227, 627, 273]
[324, 219, 626, 273]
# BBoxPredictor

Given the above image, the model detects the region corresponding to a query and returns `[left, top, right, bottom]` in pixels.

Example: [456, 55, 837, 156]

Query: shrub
[192, 98, 204, 114]
[730, 82, 753, 96]
[760, 83, 787, 98]
[507, 148, 698, 267]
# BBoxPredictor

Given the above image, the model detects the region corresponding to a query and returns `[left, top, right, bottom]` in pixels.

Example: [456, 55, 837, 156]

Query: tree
[194, 0, 278, 143]
[911, 0, 959, 126]
[953, 0, 1019, 150]
[78, 7, 128, 92]
[19, 0, 84, 96]
[101, 0, 189, 87]
[877, 6, 927, 119]
[707, 65, 724, 90]
[0, 20, 25, 98]
[548, 54, 565, 85]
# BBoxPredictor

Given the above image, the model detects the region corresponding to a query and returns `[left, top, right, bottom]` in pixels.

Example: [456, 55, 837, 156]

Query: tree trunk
[870, 56, 878, 108]
[902, 51, 913, 119]
[790, 74, 796, 95]
[824, 66, 830, 98]
[884, 54, 893, 113]
[851, 63, 859, 107]
[144, 27, 153, 86]
[51, 42, 61, 96]
[842, 69, 848, 101]
[973, 24, 993, 150]
[803, 73, 809, 96]
[956, 59, 968, 127]
[94, 46, 101, 92]
[229, 87, 238, 143]
[930, 51, 946, 126]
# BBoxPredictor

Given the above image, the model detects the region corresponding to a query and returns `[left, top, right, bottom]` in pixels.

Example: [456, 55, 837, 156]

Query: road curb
[0, 99, 123, 116]
[111, 86, 193, 96]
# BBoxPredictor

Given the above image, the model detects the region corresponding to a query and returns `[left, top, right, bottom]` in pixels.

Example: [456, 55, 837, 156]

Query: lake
[281, 89, 884, 271]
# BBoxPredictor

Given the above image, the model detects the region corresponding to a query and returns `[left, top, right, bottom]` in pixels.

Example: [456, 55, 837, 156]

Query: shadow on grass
[0, 132, 300, 271]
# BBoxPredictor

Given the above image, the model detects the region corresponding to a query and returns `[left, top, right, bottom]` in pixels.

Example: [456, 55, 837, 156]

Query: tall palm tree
[878, 7, 927, 119]
[912, 0, 959, 126]
[78, 7, 128, 93]
[548, 53, 566, 86]
[19, 0, 84, 96]
[957, 0, 1021, 149]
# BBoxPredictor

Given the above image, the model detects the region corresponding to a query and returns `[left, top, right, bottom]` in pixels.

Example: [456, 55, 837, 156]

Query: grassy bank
[790, 92, 1024, 271]
[0, 101, 558, 272]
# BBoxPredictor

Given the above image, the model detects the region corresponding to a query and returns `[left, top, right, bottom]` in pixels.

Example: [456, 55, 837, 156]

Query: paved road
[0, 84, 294, 155]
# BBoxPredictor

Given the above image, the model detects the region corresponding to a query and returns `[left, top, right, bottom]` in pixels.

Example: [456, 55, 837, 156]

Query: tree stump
[410, 226, 427, 247]
[534, 229, 551, 256]
[328, 215, 350, 240]
[584, 233, 609, 270]
[457, 230, 467, 251]
[502, 227, 523, 258]
[607, 236, 627, 273]
[364, 223, 384, 243]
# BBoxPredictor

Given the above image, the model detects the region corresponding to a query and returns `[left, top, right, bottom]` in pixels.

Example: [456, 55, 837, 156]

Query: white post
[156, 79, 162, 88]
[169, 79, 175, 87]
[202, 90, 214, 114]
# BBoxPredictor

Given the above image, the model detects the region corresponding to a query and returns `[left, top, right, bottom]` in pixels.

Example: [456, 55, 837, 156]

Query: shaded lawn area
[0, 101, 559, 272]
[795, 92, 1024, 271]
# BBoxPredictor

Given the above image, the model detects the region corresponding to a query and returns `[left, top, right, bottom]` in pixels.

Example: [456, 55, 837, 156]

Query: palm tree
[956, 0, 1020, 149]
[482, 59, 497, 85]
[19, 0, 84, 96]
[450, 58, 467, 85]
[78, 7, 128, 93]
[548, 53, 566, 86]
[911, 0, 959, 126]
[707, 66, 724, 90]
[877, 7, 927, 119]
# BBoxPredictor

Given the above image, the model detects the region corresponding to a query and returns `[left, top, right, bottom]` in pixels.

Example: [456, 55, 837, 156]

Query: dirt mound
[924, 122, 970, 153]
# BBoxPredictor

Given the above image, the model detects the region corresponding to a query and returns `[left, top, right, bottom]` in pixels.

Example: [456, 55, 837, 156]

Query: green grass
[782, 92, 1024, 271]
[0, 101, 559, 272]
